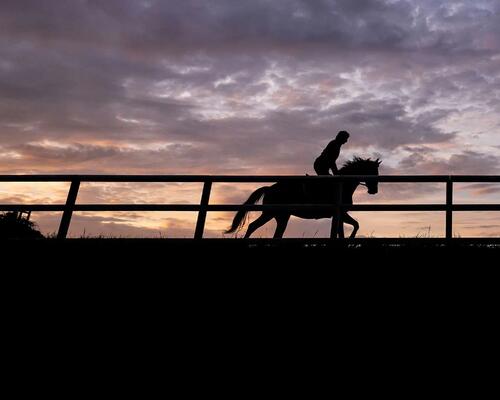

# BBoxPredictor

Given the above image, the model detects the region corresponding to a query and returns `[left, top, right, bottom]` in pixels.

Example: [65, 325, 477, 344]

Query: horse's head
[340, 157, 382, 195]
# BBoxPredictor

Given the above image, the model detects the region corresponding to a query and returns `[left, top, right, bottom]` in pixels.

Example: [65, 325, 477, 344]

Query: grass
[0, 213, 486, 241]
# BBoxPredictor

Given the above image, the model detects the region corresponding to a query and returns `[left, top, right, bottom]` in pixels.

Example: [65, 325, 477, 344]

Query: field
[6, 237, 500, 267]
[5, 237, 499, 334]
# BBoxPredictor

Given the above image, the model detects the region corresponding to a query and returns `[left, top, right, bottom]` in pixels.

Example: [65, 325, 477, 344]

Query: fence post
[446, 178, 453, 240]
[57, 180, 80, 239]
[331, 180, 343, 239]
[195, 180, 212, 239]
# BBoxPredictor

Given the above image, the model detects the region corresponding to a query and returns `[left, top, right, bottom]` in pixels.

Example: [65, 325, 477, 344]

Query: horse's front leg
[342, 212, 359, 239]
[338, 219, 344, 238]
[274, 214, 290, 238]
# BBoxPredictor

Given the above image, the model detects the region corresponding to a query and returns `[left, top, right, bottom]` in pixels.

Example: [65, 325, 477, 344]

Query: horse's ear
[376, 158, 382, 165]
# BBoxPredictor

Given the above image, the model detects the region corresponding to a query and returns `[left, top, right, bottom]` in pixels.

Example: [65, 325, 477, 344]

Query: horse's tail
[225, 186, 269, 234]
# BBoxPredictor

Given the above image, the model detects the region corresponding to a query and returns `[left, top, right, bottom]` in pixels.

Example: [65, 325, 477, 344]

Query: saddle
[301, 173, 331, 203]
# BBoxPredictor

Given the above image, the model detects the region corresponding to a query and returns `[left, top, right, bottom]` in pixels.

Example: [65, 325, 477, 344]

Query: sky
[1, 0, 500, 238]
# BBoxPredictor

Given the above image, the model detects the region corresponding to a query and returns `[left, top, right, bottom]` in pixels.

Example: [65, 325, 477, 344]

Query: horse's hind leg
[244, 212, 274, 238]
[273, 214, 290, 239]
[342, 212, 359, 239]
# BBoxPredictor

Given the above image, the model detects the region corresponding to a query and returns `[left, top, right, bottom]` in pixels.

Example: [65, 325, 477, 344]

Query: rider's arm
[326, 143, 341, 175]
[328, 157, 339, 175]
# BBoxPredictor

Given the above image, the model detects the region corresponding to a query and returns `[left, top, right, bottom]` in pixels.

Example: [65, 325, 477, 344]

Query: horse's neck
[339, 168, 360, 196]
[341, 179, 359, 202]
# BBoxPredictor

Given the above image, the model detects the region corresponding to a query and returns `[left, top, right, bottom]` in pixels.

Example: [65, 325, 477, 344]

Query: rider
[314, 130, 350, 175]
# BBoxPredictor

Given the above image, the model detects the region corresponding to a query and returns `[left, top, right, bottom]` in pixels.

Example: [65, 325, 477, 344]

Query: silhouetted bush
[0, 212, 44, 239]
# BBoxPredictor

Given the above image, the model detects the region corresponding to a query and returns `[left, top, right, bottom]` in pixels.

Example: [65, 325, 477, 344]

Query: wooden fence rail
[1, 175, 500, 239]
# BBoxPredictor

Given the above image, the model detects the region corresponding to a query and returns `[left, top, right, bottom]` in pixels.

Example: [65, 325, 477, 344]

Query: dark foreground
[3, 237, 498, 355]
[4, 237, 500, 266]
[4, 237, 499, 311]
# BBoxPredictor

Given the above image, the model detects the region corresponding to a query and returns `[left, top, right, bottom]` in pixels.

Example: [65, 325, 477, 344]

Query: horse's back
[265, 179, 337, 204]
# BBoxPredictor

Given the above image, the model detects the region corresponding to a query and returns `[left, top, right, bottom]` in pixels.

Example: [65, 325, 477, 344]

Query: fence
[1, 175, 500, 239]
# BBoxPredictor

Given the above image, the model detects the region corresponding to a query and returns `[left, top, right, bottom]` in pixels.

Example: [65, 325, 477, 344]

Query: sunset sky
[1, 0, 500, 238]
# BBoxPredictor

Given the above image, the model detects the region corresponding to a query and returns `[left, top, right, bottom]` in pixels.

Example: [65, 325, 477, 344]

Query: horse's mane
[339, 157, 380, 174]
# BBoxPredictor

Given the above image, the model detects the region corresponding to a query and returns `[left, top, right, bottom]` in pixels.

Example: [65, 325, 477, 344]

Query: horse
[225, 157, 381, 239]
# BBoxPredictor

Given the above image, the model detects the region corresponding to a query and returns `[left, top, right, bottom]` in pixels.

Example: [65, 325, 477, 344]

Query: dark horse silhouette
[226, 157, 381, 239]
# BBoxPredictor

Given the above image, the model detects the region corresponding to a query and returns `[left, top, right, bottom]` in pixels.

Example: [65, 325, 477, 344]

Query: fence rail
[1, 174, 500, 239]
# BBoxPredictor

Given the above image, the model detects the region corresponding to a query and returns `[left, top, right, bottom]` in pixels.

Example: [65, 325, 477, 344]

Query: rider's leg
[314, 158, 329, 175]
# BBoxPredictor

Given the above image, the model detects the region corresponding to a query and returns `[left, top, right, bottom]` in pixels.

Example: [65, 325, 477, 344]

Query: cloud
[460, 183, 500, 196]
[2, 1, 499, 171]
[2, 1, 499, 151]
[397, 148, 500, 174]
[4, 0, 500, 55]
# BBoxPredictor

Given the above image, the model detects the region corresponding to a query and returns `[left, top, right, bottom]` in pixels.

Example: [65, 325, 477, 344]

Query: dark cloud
[398, 149, 500, 175]
[4, 0, 500, 55]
